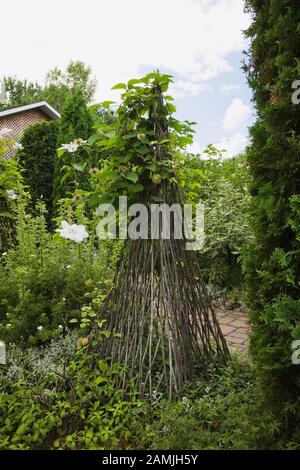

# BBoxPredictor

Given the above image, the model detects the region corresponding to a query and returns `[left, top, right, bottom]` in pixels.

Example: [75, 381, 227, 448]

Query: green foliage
[0, 133, 24, 252]
[243, 0, 300, 409]
[19, 121, 58, 222]
[89, 72, 194, 207]
[182, 151, 252, 301]
[53, 89, 94, 206]
[0, 336, 146, 450]
[1, 351, 299, 450]
[0, 200, 119, 345]
[0, 77, 42, 111]
[1, 61, 97, 113]
[43, 61, 97, 112]
[57, 89, 93, 146]
[148, 358, 285, 450]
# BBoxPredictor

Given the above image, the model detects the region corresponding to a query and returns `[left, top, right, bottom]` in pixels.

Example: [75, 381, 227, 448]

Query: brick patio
[215, 308, 249, 351]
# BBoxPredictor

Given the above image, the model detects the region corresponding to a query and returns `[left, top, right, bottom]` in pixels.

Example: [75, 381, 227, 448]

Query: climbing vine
[89, 72, 194, 206]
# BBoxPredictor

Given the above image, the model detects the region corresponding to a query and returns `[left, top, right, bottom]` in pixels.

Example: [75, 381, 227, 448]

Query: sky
[1, 0, 254, 158]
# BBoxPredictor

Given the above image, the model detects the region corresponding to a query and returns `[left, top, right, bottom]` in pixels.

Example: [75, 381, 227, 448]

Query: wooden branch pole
[93, 81, 230, 399]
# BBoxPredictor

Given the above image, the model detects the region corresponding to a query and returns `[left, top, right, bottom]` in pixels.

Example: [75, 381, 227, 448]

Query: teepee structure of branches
[93, 73, 230, 398]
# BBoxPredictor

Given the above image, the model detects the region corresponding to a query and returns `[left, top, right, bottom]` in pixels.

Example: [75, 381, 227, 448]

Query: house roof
[0, 101, 60, 120]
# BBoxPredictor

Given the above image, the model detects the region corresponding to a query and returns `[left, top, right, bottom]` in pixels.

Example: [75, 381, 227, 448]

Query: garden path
[215, 308, 249, 351]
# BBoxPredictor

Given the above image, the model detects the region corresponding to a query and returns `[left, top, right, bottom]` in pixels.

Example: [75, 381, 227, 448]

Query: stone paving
[215, 308, 249, 351]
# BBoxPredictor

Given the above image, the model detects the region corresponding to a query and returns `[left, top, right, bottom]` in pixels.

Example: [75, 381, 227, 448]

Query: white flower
[0, 127, 12, 139]
[59, 142, 80, 153]
[182, 396, 190, 409]
[58, 138, 87, 153]
[37, 326, 43, 331]
[1, 252, 7, 256]
[12, 142, 23, 151]
[6, 189, 17, 200]
[56, 220, 89, 243]
[58, 325, 63, 329]
[6, 323, 12, 328]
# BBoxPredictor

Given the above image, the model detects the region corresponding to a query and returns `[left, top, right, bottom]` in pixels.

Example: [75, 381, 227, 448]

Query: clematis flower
[58, 138, 87, 154]
[56, 220, 89, 243]
[58, 142, 80, 153]
[12, 142, 23, 151]
[6, 189, 17, 200]
[0, 127, 12, 139]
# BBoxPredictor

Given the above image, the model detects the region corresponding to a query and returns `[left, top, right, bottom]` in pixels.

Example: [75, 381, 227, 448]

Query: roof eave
[0, 101, 60, 120]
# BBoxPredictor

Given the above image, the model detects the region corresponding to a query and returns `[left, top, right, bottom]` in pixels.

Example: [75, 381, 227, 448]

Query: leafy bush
[0, 131, 24, 252]
[1, 349, 298, 450]
[243, 0, 300, 410]
[182, 151, 252, 302]
[148, 358, 281, 450]
[53, 89, 94, 206]
[0, 76, 42, 111]
[0, 200, 120, 345]
[0, 334, 147, 450]
[19, 121, 58, 222]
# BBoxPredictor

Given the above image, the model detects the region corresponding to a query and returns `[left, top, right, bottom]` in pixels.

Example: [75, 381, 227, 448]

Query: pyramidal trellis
[92, 74, 230, 398]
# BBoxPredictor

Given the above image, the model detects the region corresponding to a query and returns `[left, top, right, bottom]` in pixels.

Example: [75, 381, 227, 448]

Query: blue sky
[1, 0, 254, 157]
[158, 50, 255, 156]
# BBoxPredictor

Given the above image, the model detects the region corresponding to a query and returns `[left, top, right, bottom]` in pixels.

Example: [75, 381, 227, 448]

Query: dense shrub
[243, 0, 300, 411]
[53, 89, 94, 206]
[19, 121, 58, 222]
[0, 131, 24, 253]
[0, 200, 120, 345]
[57, 89, 93, 147]
[1, 348, 298, 450]
[183, 151, 251, 302]
[0, 336, 147, 450]
[149, 358, 285, 450]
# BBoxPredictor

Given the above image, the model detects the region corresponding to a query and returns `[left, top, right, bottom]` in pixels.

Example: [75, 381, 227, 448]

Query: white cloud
[222, 98, 251, 132]
[186, 141, 202, 154]
[170, 80, 207, 99]
[220, 84, 241, 93]
[187, 132, 249, 159]
[0, 0, 250, 101]
[216, 132, 249, 158]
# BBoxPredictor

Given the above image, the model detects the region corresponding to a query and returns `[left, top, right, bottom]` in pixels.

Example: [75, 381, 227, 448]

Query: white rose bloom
[56, 220, 89, 243]
[6, 190, 17, 200]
